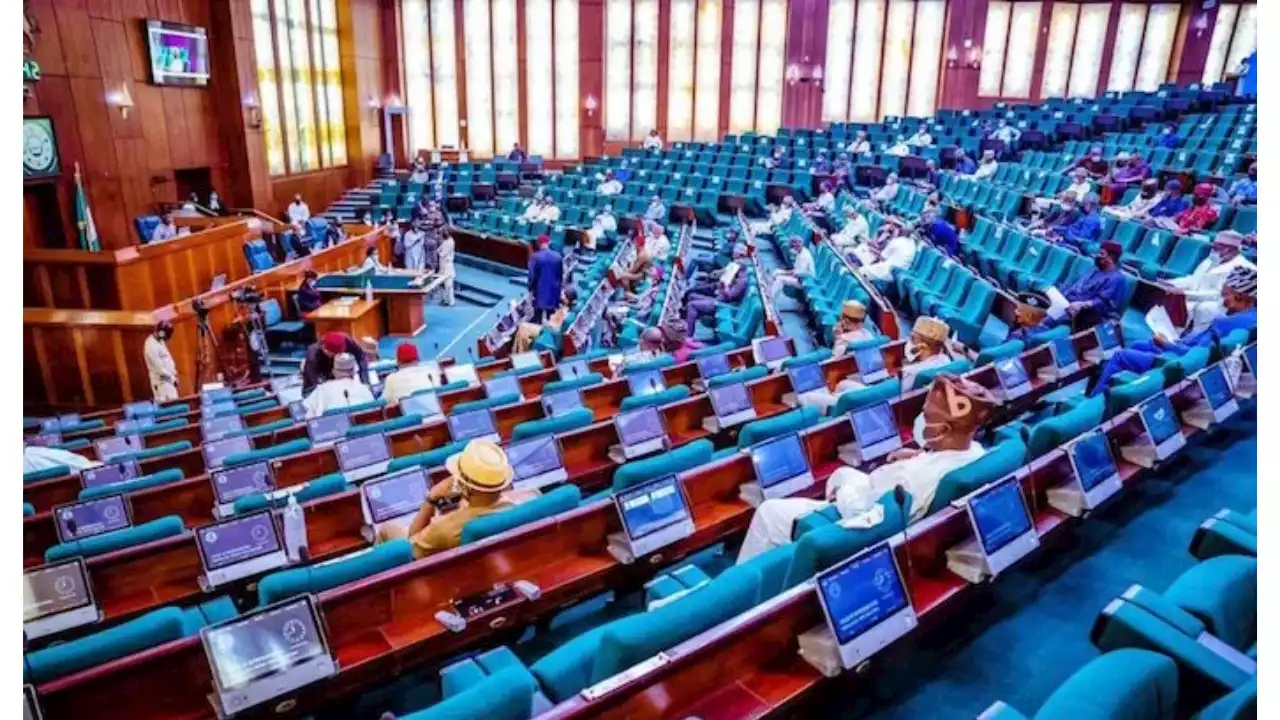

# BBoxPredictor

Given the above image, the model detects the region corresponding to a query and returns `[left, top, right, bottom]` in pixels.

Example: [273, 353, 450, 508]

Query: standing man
[301, 331, 370, 394]
[402, 217, 428, 270]
[437, 232, 457, 306]
[528, 235, 564, 322]
[287, 194, 311, 224]
[144, 320, 179, 402]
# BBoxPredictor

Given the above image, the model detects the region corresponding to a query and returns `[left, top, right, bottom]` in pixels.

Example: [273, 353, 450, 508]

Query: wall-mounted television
[144, 19, 211, 87]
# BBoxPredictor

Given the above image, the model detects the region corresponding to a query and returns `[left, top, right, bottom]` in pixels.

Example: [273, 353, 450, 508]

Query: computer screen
[696, 353, 731, 381]
[710, 382, 753, 418]
[483, 374, 522, 399]
[789, 363, 826, 394]
[201, 387, 233, 406]
[855, 346, 886, 375]
[204, 435, 254, 470]
[817, 543, 911, 646]
[445, 364, 480, 386]
[212, 462, 275, 505]
[615, 406, 665, 446]
[506, 436, 564, 481]
[557, 359, 588, 381]
[758, 337, 791, 363]
[750, 434, 810, 489]
[289, 402, 308, 423]
[363, 469, 428, 524]
[57, 413, 81, 428]
[202, 400, 237, 420]
[617, 475, 691, 539]
[1199, 365, 1234, 410]
[122, 401, 156, 419]
[307, 414, 351, 444]
[23, 558, 92, 623]
[336, 434, 390, 472]
[115, 417, 156, 435]
[1141, 395, 1180, 445]
[94, 435, 141, 462]
[995, 357, 1029, 391]
[448, 408, 497, 442]
[203, 597, 329, 692]
[1071, 431, 1117, 492]
[271, 377, 305, 406]
[627, 369, 667, 397]
[197, 512, 281, 571]
[969, 478, 1034, 556]
[81, 461, 140, 490]
[510, 351, 542, 370]
[851, 402, 898, 447]
[203, 415, 245, 442]
[400, 392, 442, 419]
[1052, 337, 1078, 369]
[543, 389, 583, 415]
[1095, 323, 1120, 351]
[55, 495, 131, 542]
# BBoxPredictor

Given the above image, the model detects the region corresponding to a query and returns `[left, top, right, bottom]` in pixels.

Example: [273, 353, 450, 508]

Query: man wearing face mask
[1015, 242, 1126, 339]
[1155, 183, 1219, 234]
[737, 374, 995, 562]
[1106, 178, 1164, 221]
[796, 301, 879, 414]
[1165, 230, 1256, 335]
[144, 320, 179, 402]
[899, 316, 957, 392]
[1215, 162, 1257, 206]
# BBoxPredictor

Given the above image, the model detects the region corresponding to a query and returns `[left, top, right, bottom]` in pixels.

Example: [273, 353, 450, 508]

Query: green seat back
[256, 539, 414, 606]
[1105, 371, 1165, 419]
[24, 606, 192, 684]
[736, 407, 821, 448]
[232, 474, 348, 514]
[460, 486, 582, 544]
[510, 408, 595, 442]
[612, 439, 714, 493]
[387, 441, 467, 473]
[79, 468, 185, 500]
[1163, 555, 1257, 653]
[347, 413, 423, 438]
[929, 439, 1028, 515]
[1025, 395, 1105, 460]
[1034, 649, 1178, 720]
[222, 438, 311, 469]
[832, 378, 902, 417]
[45, 515, 186, 563]
[619, 385, 691, 411]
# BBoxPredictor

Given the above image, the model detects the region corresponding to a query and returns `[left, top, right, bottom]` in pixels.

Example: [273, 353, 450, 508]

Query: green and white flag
[74, 162, 100, 252]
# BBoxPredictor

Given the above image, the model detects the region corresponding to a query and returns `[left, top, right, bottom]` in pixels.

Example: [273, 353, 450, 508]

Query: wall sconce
[242, 92, 262, 129]
[966, 47, 982, 71]
[946, 46, 960, 69]
[367, 94, 382, 110]
[584, 94, 598, 116]
[106, 83, 134, 119]
[386, 93, 403, 108]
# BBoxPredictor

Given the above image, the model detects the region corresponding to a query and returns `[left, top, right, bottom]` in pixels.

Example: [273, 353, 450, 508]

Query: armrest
[1119, 585, 1205, 638]
[1092, 599, 1252, 692]
[976, 701, 1029, 720]
[1190, 518, 1258, 561]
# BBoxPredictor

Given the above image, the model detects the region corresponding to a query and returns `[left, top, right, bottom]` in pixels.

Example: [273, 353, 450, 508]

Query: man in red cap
[301, 330, 369, 394]
[1155, 182, 1219, 234]
[528, 234, 564, 323]
[381, 342, 440, 405]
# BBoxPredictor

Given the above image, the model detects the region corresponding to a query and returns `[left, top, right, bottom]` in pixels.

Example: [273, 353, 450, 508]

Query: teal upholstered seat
[510, 409, 594, 442]
[256, 539, 414, 606]
[689, 342, 734, 359]
[235, 398, 279, 415]
[781, 348, 833, 369]
[112, 441, 192, 464]
[322, 399, 384, 416]
[460, 486, 582, 544]
[975, 339, 1026, 367]
[79, 468, 185, 500]
[1216, 329, 1252, 356]
[402, 666, 538, 720]
[929, 439, 1028, 514]
[235, 418, 293, 438]
[386, 441, 468, 473]
[433, 380, 472, 394]
[138, 418, 188, 436]
[1021, 395, 1105, 460]
[346, 413, 423, 438]
[706, 365, 767, 389]
[232, 474, 349, 514]
[541, 373, 605, 394]
[1162, 555, 1256, 654]
[611, 439, 714, 493]
[451, 393, 521, 415]
[1195, 678, 1257, 719]
[713, 407, 822, 461]
[980, 649, 1179, 720]
[620, 355, 676, 375]
[909, 358, 975, 391]
[1190, 508, 1258, 560]
[831, 378, 902, 417]
[54, 438, 91, 451]
[619, 385, 691, 411]
[234, 387, 269, 402]
[1105, 371, 1165, 419]
[45, 515, 187, 562]
[23, 502, 35, 516]
[786, 491, 906, 586]
[1161, 346, 1211, 386]
[153, 403, 191, 418]
[24, 465, 71, 484]
[222, 438, 311, 468]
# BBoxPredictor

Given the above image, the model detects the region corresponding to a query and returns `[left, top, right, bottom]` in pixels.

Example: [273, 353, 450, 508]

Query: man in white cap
[772, 236, 814, 302]
[737, 374, 994, 562]
[972, 149, 999, 180]
[1165, 230, 1257, 335]
[797, 300, 878, 414]
[831, 205, 872, 252]
[859, 223, 918, 284]
[899, 316, 957, 392]
[302, 352, 376, 418]
[584, 204, 617, 250]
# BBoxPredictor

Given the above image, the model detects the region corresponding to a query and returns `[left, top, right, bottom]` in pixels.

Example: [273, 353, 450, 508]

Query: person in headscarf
[1155, 182, 1219, 234]
[1105, 178, 1164, 221]
[1167, 231, 1257, 335]
[737, 374, 995, 562]
[1089, 266, 1257, 394]
[302, 352, 376, 418]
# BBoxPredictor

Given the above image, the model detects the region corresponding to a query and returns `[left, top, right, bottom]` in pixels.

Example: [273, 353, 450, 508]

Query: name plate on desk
[1185, 364, 1239, 429]
[23, 558, 99, 641]
[702, 382, 757, 432]
[1049, 430, 1122, 517]
[838, 401, 902, 466]
[947, 473, 1039, 583]
[196, 510, 289, 589]
[608, 474, 695, 563]
[580, 653, 671, 701]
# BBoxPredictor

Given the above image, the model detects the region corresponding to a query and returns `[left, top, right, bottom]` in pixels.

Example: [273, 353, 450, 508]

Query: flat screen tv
[145, 20, 211, 87]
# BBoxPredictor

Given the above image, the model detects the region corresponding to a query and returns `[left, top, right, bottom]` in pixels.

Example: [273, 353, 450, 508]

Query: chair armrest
[976, 701, 1029, 720]
[1189, 518, 1257, 561]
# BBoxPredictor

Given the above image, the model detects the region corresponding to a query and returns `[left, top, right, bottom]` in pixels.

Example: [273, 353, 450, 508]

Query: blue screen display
[116, 417, 156, 435]
[95, 435, 141, 461]
[697, 354, 731, 380]
[123, 401, 156, 419]
[1071, 432, 1116, 491]
[616, 407, 665, 445]
[759, 337, 791, 362]
[81, 461, 140, 490]
[617, 475, 690, 539]
[202, 387, 233, 406]
[543, 389, 583, 415]
[852, 402, 897, 447]
[1052, 338, 1078, 368]
[205, 598, 328, 691]
[198, 512, 280, 570]
[510, 351, 542, 370]
[855, 346, 886, 374]
[204, 435, 254, 469]
[400, 393, 442, 418]
[1141, 395, 1180, 445]
[507, 436, 563, 480]
[484, 375, 522, 399]
[789, 363, 826, 394]
[449, 409, 496, 441]
[308, 414, 351, 444]
[1199, 366, 1233, 409]
[710, 383, 753, 417]
[202, 400, 237, 420]
[212, 462, 275, 504]
[364, 469, 428, 524]
[970, 479, 1033, 555]
[203, 415, 245, 442]
[818, 543, 910, 646]
[751, 434, 810, 488]
[1096, 323, 1120, 350]
[57, 495, 131, 541]
[996, 358, 1029, 391]
[627, 370, 666, 396]
[558, 359, 588, 381]
[336, 434, 390, 472]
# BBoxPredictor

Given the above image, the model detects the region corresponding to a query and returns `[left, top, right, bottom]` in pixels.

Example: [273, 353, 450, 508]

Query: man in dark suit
[528, 235, 564, 323]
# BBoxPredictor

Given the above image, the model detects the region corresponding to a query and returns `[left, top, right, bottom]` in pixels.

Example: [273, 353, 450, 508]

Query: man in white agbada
[597, 171, 623, 196]
[972, 150, 999, 180]
[1165, 230, 1256, 335]
[906, 124, 933, 147]
[885, 137, 911, 157]
[144, 321, 180, 402]
[302, 353, 375, 419]
[380, 343, 441, 406]
[646, 223, 671, 262]
[287, 193, 311, 224]
[858, 224, 918, 283]
[738, 374, 995, 563]
[832, 206, 871, 252]
[436, 232, 457, 305]
[24, 440, 102, 474]
[402, 218, 428, 270]
[772, 236, 815, 301]
[585, 205, 617, 249]
[872, 173, 901, 205]
[760, 196, 796, 234]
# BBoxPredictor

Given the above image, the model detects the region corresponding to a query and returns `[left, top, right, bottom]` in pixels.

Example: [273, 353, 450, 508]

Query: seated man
[1145, 179, 1188, 222]
[1153, 183, 1218, 234]
[1166, 230, 1256, 335]
[597, 171, 623, 196]
[1214, 162, 1257, 207]
[1052, 192, 1103, 251]
[858, 221, 917, 284]
[972, 150, 999, 180]
[151, 212, 178, 243]
[845, 131, 871, 155]
[295, 269, 324, 314]
[872, 173, 901, 206]
[953, 149, 976, 175]
[1064, 145, 1109, 179]
[906, 124, 933, 147]
[831, 205, 871, 252]
[919, 208, 960, 257]
[507, 143, 527, 163]
[24, 438, 102, 474]
[645, 222, 671, 263]
[302, 353, 376, 418]
[760, 196, 797, 234]
[584, 204, 617, 250]
[1105, 178, 1164, 221]
[537, 197, 562, 223]
[513, 288, 577, 353]
[381, 343, 440, 406]
[885, 136, 911, 157]
[796, 301, 877, 414]
[1090, 267, 1256, 394]
[738, 374, 994, 562]
[1014, 242, 1127, 339]
[615, 234, 653, 294]
[644, 195, 667, 224]
[1104, 151, 1149, 197]
[1025, 191, 1081, 236]
[805, 182, 837, 215]
[685, 245, 749, 335]
[772, 237, 815, 301]
[520, 196, 547, 222]
[408, 157, 431, 184]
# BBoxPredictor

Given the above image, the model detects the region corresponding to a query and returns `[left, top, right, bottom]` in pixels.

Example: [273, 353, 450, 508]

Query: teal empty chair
[433, 380, 471, 394]
[541, 372, 604, 394]
[1155, 235, 1211, 279]
[510, 408, 594, 441]
[979, 649, 1179, 720]
[257, 539, 415, 606]
[386, 441, 468, 473]
[975, 339, 1026, 367]
[450, 393, 521, 415]
[1163, 555, 1256, 655]
[54, 438, 91, 452]
[112, 440, 192, 464]
[45, 515, 186, 562]
[786, 491, 906, 584]
[24, 465, 72, 484]
[1105, 371, 1165, 419]
[322, 399, 384, 416]
[831, 378, 902, 417]
[234, 387, 269, 402]
[781, 348, 833, 369]
[1190, 509, 1257, 561]
[403, 666, 538, 720]
[237, 418, 294, 438]
[138, 418, 188, 436]
[929, 439, 1028, 514]
[1022, 395, 1105, 460]
[460, 485, 582, 544]
[1160, 346, 1211, 386]
[612, 439, 714, 493]
[735, 407, 820, 448]
[222, 438, 311, 468]
[23, 502, 35, 516]
[234, 398, 278, 416]
[689, 342, 734, 359]
[153, 403, 191, 418]
[706, 364, 767, 389]
[620, 355, 676, 375]
[50, 419, 106, 434]
[79, 468, 185, 500]
[910, 358, 975, 391]
[619, 385, 691, 411]
[346, 413, 423, 438]
[232, 473, 348, 514]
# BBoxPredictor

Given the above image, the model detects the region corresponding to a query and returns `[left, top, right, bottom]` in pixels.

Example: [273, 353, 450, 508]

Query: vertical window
[253, 0, 348, 175]
[727, 0, 787, 133]
[728, 0, 760, 132]
[693, 0, 723, 141]
[1224, 3, 1258, 80]
[632, 0, 659, 141]
[755, 0, 788, 134]
[605, 0, 659, 142]
[604, 0, 632, 140]
[823, 0, 855, 122]
[491, 0, 519, 155]
[553, 0, 580, 157]
[667, 0, 696, 142]
[879, 0, 916, 118]
[525, 0, 555, 157]
[1040, 2, 1079, 99]
[1134, 3, 1178, 92]
[463, 0, 494, 156]
[1107, 2, 1146, 92]
[849, 0, 885, 121]
[1203, 3, 1239, 85]
[907, 0, 946, 117]
[402, 0, 434, 152]
[978, 1, 1012, 98]
[1001, 2, 1041, 97]
[1067, 3, 1109, 98]
[429, 0, 460, 148]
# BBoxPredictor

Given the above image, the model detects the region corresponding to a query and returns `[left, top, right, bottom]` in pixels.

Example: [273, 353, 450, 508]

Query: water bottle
[364, 278, 374, 304]
[283, 494, 309, 562]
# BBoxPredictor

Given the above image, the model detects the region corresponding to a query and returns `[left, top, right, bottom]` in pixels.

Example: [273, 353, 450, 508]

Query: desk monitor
[750, 433, 814, 500]
[696, 353, 732, 382]
[202, 387, 234, 406]
[627, 369, 667, 397]
[122, 401, 156, 419]
[196, 511, 287, 587]
[203, 414, 246, 443]
[362, 468, 428, 528]
[966, 476, 1039, 576]
[1199, 365, 1236, 413]
[400, 392, 442, 420]
[850, 402, 902, 462]
[200, 596, 336, 713]
[288, 402, 308, 423]
[788, 363, 826, 395]
[115, 416, 157, 435]
[483, 374, 523, 401]
[510, 351, 542, 371]
[994, 357, 1032, 400]
[615, 474, 694, 557]
[1140, 393, 1185, 460]
[23, 558, 97, 639]
[53, 494, 132, 543]
[81, 460, 140, 490]
[1051, 336, 1079, 374]
[1095, 322, 1121, 353]
[202, 400, 238, 420]
[203, 435, 254, 471]
[336, 433, 391, 481]
[507, 435, 569, 490]
[94, 435, 141, 462]
[445, 363, 480, 387]
[271, 377, 305, 406]
[212, 461, 276, 509]
[816, 540, 917, 669]
[753, 336, 792, 369]
[855, 346, 889, 383]
[24, 685, 42, 720]
[557, 358, 589, 381]
[543, 389, 583, 416]
[613, 406, 667, 458]
[448, 408, 500, 443]
[708, 382, 757, 428]
[307, 413, 351, 445]
[1064, 430, 1122, 511]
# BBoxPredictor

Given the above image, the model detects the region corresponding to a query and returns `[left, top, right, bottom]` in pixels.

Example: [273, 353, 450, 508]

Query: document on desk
[335, 297, 358, 307]
[1144, 306, 1179, 340]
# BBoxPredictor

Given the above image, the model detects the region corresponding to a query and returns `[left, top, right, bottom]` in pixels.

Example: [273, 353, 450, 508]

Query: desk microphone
[893, 484, 914, 581]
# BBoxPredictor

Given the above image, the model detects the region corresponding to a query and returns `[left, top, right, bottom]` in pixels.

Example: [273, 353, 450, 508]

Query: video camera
[230, 285, 263, 306]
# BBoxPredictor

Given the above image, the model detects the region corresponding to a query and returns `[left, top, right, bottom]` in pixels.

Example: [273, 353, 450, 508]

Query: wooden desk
[307, 299, 385, 341]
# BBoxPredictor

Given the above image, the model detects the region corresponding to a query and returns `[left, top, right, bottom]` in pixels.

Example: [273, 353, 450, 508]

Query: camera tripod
[193, 311, 227, 388]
